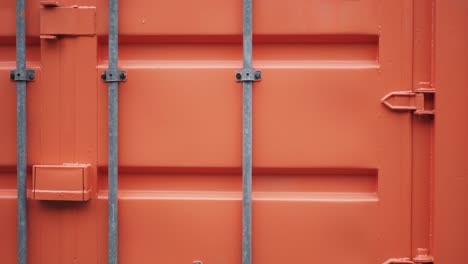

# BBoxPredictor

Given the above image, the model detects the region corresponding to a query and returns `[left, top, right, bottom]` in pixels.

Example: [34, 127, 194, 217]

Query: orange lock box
[32, 164, 91, 201]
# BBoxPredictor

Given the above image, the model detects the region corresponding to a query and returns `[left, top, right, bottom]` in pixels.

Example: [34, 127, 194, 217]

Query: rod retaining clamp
[10, 69, 35, 82]
[101, 70, 127, 82]
[235, 69, 262, 82]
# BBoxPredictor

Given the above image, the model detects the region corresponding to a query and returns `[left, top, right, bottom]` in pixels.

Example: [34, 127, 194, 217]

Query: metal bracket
[381, 88, 435, 116]
[383, 248, 434, 264]
[235, 69, 262, 82]
[101, 70, 127, 82]
[10, 69, 35, 82]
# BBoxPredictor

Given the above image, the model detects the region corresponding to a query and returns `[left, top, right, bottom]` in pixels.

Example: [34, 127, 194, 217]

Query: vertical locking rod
[241, 0, 254, 263]
[15, 0, 28, 263]
[107, 0, 120, 263]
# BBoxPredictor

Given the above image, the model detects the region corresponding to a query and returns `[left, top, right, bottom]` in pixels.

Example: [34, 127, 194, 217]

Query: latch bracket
[10, 69, 35, 82]
[381, 88, 435, 116]
[235, 69, 262, 82]
[101, 70, 127, 83]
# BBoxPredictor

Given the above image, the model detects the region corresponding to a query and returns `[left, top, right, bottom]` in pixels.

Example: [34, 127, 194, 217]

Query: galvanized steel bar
[242, 0, 253, 263]
[15, 0, 27, 263]
[108, 0, 119, 263]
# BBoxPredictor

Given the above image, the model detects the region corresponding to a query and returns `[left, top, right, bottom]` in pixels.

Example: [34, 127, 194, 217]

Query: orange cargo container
[0, 0, 467, 264]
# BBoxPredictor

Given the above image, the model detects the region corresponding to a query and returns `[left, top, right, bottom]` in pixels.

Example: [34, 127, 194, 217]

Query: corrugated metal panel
[0, 0, 465, 263]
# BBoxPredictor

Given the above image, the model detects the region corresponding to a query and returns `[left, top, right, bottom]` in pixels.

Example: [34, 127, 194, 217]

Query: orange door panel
[1, 0, 466, 264]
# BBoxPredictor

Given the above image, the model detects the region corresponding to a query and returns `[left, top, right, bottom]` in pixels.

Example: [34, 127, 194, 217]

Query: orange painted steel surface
[0, 0, 466, 263]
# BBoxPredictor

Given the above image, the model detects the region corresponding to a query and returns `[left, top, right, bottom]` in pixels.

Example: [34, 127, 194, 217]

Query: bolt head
[254, 71, 262, 80]
[28, 72, 35, 80]
[101, 73, 106, 80]
[120, 72, 126, 80]
[236, 72, 242, 80]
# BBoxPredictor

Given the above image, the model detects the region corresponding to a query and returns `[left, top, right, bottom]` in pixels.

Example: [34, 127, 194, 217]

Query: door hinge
[381, 88, 435, 116]
[383, 248, 434, 264]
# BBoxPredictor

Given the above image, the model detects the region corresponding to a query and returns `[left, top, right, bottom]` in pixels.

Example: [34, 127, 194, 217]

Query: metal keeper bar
[238, 0, 261, 263]
[105, 0, 123, 263]
[12, 0, 34, 263]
